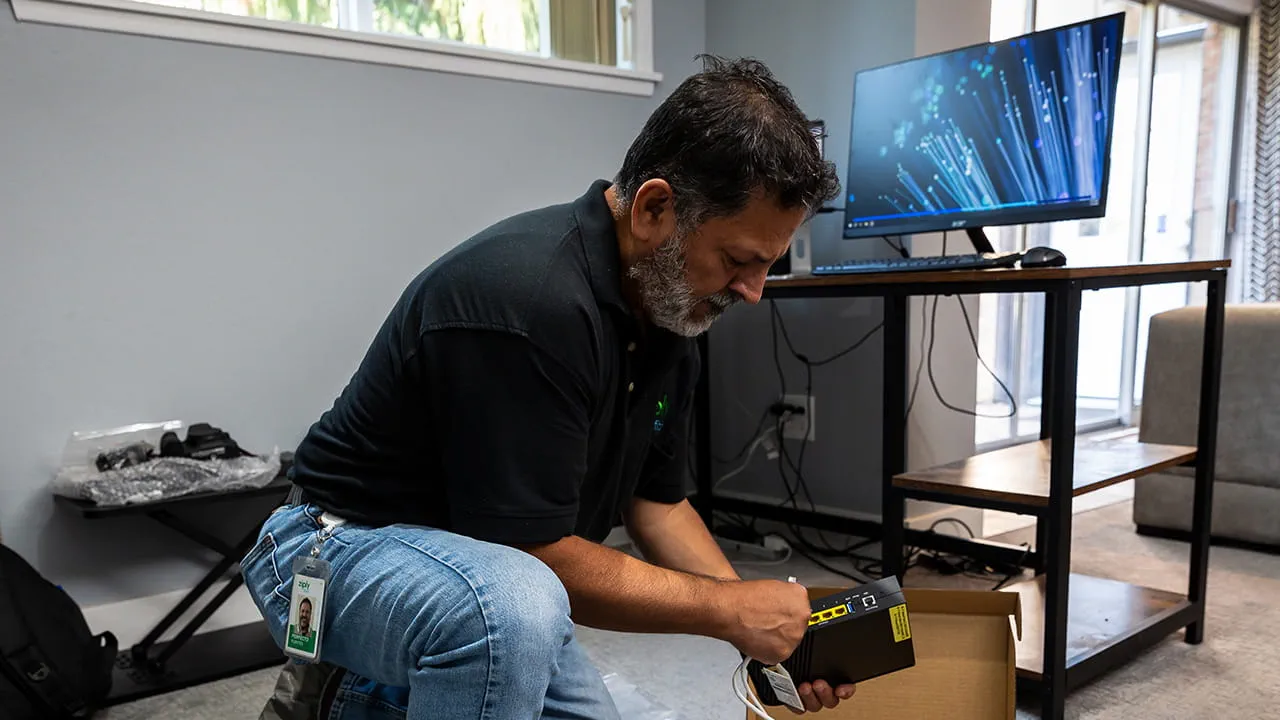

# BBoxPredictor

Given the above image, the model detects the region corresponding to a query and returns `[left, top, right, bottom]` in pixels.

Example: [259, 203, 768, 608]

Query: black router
[746, 575, 916, 707]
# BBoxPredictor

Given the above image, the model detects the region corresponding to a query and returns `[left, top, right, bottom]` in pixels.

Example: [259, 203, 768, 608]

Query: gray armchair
[1132, 303, 1280, 546]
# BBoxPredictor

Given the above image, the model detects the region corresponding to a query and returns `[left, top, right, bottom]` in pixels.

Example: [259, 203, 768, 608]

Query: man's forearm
[625, 497, 740, 580]
[520, 535, 734, 637]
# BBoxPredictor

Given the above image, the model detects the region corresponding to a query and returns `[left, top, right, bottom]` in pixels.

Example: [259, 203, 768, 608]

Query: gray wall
[703, 0, 985, 526]
[0, 0, 705, 606]
[703, 0, 917, 520]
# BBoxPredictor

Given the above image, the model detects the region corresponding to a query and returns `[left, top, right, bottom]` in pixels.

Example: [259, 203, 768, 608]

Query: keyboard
[812, 251, 1023, 276]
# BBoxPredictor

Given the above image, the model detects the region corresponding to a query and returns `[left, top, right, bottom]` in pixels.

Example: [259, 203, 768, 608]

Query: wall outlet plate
[780, 394, 815, 442]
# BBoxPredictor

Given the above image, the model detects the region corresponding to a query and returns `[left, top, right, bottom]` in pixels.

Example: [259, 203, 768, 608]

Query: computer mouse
[1021, 246, 1067, 268]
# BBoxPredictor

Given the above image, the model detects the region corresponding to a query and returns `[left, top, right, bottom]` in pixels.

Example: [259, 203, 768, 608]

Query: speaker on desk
[767, 220, 813, 278]
[789, 221, 813, 275]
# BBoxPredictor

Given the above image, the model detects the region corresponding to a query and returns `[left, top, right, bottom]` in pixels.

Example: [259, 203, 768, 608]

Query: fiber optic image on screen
[843, 14, 1124, 238]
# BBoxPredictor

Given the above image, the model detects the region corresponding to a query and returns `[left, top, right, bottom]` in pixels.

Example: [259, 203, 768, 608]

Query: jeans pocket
[242, 531, 291, 638]
[328, 672, 409, 720]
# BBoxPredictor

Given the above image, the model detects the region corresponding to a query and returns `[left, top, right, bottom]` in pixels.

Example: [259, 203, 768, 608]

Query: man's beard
[627, 231, 739, 337]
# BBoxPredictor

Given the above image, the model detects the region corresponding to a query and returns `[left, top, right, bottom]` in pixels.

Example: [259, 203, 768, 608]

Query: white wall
[0, 0, 706, 611]
[703, 0, 919, 525]
[902, 0, 992, 533]
[702, 0, 993, 536]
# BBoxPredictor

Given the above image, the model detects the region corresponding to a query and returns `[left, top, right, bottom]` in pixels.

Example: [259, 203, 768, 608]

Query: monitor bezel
[841, 12, 1128, 241]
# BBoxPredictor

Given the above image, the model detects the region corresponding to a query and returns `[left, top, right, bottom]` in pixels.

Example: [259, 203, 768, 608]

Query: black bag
[159, 422, 254, 461]
[0, 544, 117, 719]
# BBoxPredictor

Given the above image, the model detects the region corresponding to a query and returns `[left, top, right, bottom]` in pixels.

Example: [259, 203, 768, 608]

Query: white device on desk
[789, 221, 813, 275]
[765, 119, 824, 279]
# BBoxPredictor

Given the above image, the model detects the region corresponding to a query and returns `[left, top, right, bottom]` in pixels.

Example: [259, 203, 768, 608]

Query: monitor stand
[965, 227, 996, 254]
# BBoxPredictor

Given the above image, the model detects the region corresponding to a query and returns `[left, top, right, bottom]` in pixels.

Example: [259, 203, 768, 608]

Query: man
[295, 598, 312, 638]
[241, 55, 847, 719]
[282, 596, 319, 660]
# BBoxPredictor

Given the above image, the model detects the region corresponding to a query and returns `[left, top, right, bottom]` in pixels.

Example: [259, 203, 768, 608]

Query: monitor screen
[842, 13, 1125, 239]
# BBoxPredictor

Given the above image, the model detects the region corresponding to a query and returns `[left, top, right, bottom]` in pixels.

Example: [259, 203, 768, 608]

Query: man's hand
[716, 582, 856, 714]
[714, 579, 810, 665]
[789, 680, 857, 714]
[623, 498, 856, 711]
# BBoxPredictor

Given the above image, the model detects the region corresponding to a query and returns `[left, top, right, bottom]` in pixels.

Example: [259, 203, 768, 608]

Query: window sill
[11, 0, 664, 97]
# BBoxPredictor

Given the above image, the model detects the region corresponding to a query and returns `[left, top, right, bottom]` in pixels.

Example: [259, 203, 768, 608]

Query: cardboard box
[747, 586, 1021, 720]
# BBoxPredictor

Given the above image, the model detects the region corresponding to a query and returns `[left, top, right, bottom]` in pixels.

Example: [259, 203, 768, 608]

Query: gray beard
[627, 232, 739, 337]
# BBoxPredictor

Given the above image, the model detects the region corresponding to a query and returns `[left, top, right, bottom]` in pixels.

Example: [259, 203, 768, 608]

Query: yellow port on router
[808, 604, 850, 626]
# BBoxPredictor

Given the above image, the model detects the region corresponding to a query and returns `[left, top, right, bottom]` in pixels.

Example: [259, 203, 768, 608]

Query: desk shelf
[1000, 573, 1196, 688]
[892, 437, 1196, 509]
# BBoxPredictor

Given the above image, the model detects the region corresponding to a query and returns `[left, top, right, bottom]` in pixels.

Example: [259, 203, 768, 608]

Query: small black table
[54, 474, 291, 704]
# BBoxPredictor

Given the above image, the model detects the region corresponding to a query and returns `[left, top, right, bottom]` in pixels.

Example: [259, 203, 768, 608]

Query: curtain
[549, 0, 616, 65]
[1248, 0, 1280, 301]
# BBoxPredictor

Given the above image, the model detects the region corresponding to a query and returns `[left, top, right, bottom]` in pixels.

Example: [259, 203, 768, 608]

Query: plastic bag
[602, 672, 681, 720]
[51, 420, 280, 506]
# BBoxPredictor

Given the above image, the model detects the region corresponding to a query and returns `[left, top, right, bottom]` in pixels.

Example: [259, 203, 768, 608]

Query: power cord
[715, 427, 778, 490]
[882, 235, 909, 258]
[918, 231, 1016, 419]
[768, 301, 890, 567]
[714, 232, 1020, 584]
[733, 656, 777, 719]
[924, 294, 1018, 419]
[904, 294, 930, 424]
[911, 517, 1031, 590]
[733, 575, 808, 719]
[714, 406, 772, 465]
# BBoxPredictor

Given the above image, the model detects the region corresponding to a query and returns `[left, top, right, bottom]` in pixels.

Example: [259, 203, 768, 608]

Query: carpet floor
[99, 499, 1280, 719]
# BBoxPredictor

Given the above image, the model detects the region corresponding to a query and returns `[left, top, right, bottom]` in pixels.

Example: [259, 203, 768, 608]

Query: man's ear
[629, 179, 677, 252]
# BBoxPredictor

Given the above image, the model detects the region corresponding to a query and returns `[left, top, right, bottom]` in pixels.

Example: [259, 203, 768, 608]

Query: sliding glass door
[976, 0, 1243, 448]
[1133, 6, 1241, 411]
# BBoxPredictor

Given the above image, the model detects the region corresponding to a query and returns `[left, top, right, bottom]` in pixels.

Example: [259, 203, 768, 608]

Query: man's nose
[730, 273, 766, 305]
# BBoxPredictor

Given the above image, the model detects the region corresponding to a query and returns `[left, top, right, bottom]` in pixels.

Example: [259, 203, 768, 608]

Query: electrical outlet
[780, 393, 815, 441]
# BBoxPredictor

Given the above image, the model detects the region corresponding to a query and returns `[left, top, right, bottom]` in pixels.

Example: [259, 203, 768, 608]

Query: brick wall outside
[1191, 24, 1226, 262]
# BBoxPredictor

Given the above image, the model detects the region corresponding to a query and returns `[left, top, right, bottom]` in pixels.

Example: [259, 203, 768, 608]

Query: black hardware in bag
[0, 543, 117, 719]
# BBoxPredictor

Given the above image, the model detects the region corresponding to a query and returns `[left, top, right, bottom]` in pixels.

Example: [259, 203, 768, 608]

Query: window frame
[10, 0, 661, 97]
[976, 0, 1249, 452]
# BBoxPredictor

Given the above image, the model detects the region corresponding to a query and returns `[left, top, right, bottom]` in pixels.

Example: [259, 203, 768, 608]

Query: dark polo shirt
[289, 180, 699, 545]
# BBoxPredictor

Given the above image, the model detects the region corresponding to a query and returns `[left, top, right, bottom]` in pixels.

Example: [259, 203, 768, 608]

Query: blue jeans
[241, 502, 621, 720]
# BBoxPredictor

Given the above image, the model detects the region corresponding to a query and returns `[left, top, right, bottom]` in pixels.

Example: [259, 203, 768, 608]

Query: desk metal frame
[55, 478, 290, 704]
[692, 262, 1227, 720]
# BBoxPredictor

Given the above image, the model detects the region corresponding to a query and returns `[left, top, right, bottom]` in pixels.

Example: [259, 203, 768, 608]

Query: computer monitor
[842, 13, 1126, 251]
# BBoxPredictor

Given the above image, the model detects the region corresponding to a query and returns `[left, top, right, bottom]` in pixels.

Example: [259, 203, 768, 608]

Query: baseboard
[710, 489, 881, 524]
[711, 488, 984, 533]
[81, 579, 265, 650]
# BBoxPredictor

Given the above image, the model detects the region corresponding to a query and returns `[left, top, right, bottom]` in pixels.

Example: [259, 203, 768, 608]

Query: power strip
[714, 533, 790, 560]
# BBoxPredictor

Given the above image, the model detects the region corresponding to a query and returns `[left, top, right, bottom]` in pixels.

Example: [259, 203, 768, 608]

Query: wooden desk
[692, 260, 1229, 720]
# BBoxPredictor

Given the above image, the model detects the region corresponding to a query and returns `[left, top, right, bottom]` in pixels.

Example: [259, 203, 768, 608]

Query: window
[11, 0, 658, 96]
[976, 0, 1244, 448]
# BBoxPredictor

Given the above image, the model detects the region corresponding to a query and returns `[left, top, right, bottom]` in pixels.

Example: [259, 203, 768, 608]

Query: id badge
[285, 555, 330, 663]
[761, 663, 805, 712]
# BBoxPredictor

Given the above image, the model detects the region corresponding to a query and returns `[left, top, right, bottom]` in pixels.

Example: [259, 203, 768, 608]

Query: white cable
[715, 427, 778, 490]
[733, 668, 770, 719]
[732, 656, 776, 720]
